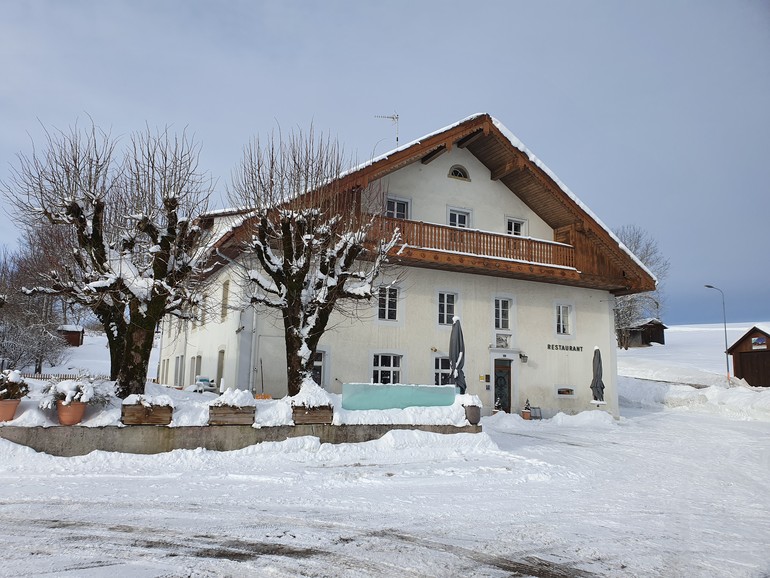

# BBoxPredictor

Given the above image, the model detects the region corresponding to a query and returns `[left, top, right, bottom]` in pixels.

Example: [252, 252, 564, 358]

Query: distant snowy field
[1, 323, 769, 577]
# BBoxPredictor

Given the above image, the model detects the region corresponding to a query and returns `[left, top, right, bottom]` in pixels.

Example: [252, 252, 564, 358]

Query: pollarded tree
[614, 224, 671, 348]
[228, 128, 399, 396]
[3, 122, 211, 396]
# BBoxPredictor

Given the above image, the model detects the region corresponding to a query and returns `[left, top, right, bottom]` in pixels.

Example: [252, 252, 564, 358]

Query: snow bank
[619, 377, 770, 421]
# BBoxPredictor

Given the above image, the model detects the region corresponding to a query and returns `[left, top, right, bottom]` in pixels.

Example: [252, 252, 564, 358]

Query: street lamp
[704, 284, 730, 381]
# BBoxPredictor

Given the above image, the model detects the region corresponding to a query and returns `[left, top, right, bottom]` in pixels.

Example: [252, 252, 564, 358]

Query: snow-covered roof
[56, 324, 84, 332]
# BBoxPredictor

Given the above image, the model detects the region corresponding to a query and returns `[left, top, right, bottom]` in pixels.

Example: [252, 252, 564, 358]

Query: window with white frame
[448, 165, 470, 180]
[495, 298, 511, 330]
[506, 218, 527, 237]
[438, 292, 457, 325]
[556, 304, 572, 335]
[448, 208, 470, 229]
[378, 286, 398, 321]
[494, 298, 512, 348]
[386, 198, 409, 220]
[311, 351, 325, 386]
[372, 353, 402, 384]
[434, 356, 452, 385]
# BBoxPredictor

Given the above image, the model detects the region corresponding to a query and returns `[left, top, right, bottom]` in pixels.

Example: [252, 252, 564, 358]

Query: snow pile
[209, 388, 257, 407]
[619, 377, 770, 421]
[123, 393, 175, 408]
[289, 376, 334, 408]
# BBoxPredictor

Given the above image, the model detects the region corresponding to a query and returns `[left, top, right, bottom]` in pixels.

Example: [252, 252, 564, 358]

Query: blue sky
[1, 0, 768, 324]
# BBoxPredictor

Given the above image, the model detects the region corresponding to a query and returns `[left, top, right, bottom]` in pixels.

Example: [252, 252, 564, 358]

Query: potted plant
[121, 394, 174, 425]
[521, 399, 532, 420]
[208, 388, 257, 425]
[0, 370, 29, 422]
[40, 378, 108, 425]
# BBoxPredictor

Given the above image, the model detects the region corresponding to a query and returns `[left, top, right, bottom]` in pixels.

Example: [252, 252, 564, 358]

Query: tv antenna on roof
[375, 112, 399, 148]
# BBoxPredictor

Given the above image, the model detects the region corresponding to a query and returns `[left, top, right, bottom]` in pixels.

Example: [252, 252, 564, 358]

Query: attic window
[448, 165, 470, 181]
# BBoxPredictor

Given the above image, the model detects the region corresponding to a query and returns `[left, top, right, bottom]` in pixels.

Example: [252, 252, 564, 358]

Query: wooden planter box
[208, 405, 255, 426]
[292, 405, 333, 425]
[121, 404, 173, 425]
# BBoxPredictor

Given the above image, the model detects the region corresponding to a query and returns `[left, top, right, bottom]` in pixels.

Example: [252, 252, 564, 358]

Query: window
[438, 292, 456, 325]
[434, 356, 452, 385]
[495, 298, 511, 330]
[216, 349, 225, 388]
[378, 286, 398, 321]
[174, 355, 185, 388]
[386, 198, 409, 220]
[372, 354, 401, 384]
[221, 281, 229, 321]
[449, 209, 470, 228]
[506, 218, 526, 237]
[448, 165, 470, 180]
[311, 351, 325, 386]
[556, 304, 572, 335]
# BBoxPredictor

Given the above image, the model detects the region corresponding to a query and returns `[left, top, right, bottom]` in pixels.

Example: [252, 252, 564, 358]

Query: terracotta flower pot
[57, 400, 86, 425]
[0, 399, 21, 422]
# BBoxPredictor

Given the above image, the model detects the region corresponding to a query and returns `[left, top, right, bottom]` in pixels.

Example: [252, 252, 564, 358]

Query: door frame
[490, 351, 519, 413]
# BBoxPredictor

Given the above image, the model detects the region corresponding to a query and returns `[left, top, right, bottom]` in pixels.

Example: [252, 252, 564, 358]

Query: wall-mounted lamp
[430, 347, 438, 352]
[519, 352, 528, 363]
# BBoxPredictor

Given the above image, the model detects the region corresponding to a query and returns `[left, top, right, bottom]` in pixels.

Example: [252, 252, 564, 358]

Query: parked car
[188, 376, 216, 393]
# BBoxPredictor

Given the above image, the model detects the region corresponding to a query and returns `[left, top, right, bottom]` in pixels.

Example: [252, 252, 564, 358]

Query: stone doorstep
[0, 423, 483, 457]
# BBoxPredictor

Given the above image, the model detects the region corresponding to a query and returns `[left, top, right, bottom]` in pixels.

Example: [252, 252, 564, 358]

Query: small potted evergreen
[39, 378, 107, 425]
[0, 370, 29, 422]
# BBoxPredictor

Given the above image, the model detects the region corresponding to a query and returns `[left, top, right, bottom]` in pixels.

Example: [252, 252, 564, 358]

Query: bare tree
[0, 246, 68, 372]
[228, 128, 399, 396]
[3, 122, 212, 396]
[614, 224, 671, 348]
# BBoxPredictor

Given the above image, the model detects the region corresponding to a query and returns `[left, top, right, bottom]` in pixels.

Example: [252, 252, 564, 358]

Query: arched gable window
[448, 165, 470, 180]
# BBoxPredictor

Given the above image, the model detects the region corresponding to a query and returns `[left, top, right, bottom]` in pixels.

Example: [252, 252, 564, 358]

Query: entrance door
[494, 358, 512, 413]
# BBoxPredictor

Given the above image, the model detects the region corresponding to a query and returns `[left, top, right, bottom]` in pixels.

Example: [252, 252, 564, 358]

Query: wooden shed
[727, 325, 770, 387]
[56, 325, 85, 347]
[617, 318, 667, 348]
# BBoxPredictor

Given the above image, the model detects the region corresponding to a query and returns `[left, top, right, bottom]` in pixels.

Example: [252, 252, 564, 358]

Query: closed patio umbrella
[449, 316, 467, 394]
[590, 346, 605, 402]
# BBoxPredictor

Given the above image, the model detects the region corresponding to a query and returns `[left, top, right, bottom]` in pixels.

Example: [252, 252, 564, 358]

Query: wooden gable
[338, 114, 655, 295]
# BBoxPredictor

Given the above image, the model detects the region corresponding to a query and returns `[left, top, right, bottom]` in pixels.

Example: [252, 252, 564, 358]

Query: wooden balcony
[374, 216, 582, 285]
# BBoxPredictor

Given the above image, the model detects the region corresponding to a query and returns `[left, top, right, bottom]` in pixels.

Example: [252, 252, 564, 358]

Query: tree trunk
[94, 303, 127, 380]
[114, 316, 156, 398]
[283, 309, 306, 397]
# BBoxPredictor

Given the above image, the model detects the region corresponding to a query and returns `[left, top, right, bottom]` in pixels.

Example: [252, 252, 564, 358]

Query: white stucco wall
[376, 147, 552, 240]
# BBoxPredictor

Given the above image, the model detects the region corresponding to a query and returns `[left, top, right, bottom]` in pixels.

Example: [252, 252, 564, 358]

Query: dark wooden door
[740, 351, 770, 387]
[494, 359, 512, 413]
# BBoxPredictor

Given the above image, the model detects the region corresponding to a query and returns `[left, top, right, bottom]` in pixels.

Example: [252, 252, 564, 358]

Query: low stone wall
[0, 423, 482, 457]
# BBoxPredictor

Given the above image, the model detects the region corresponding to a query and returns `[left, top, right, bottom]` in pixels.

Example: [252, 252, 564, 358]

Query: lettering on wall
[547, 344, 584, 352]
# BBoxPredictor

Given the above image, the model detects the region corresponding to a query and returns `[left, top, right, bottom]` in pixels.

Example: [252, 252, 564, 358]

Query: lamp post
[704, 284, 730, 381]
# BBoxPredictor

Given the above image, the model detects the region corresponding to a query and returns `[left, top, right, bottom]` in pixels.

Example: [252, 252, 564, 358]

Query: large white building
[158, 114, 655, 418]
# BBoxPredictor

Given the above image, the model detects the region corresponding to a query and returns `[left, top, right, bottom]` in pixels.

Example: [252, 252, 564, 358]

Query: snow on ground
[1, 324, 769, 577]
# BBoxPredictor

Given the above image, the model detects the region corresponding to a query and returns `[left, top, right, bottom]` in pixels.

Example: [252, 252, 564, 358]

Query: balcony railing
[376, 216, 575, 270]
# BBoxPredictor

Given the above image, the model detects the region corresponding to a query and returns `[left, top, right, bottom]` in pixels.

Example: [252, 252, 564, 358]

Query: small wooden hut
[56, 325, 85, 347]
[727, 325, 770, 387]
[617, 318, 667, 348]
